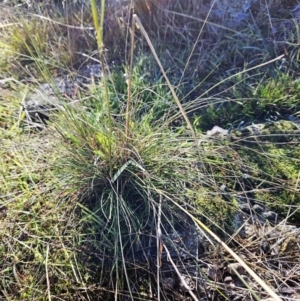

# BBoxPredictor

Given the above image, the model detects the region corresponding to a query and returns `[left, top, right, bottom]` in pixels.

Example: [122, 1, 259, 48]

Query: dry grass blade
[168, 198, 284, 301]
[1, 1, 300, 300]
[198, 55, 285, 99]
[179, 0, 217, 84]
[156, 194, 162, 301]
[164, 243, 200, 301]
[133, 14, 195, 138]
[0, 22, 21, 28]
[125, 8, 136, 142]
[45, 243, 51, 301]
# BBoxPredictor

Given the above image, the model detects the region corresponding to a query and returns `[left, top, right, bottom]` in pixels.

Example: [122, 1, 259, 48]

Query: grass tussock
[1, 0, 300, 300]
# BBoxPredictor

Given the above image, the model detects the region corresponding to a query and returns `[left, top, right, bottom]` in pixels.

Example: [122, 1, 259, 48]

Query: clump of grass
[1, 0, 300, 300]
[0, 2, 98, 79]
[128, 0, 300, 131]
[0, 107, 80, 299]
[52, 107, 192, 297]
[193, 70, 300, 131]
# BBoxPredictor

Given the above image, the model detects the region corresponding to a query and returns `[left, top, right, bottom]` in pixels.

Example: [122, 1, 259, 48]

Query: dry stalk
[132, 14, 196, 139]
[166, 196, 284, 301]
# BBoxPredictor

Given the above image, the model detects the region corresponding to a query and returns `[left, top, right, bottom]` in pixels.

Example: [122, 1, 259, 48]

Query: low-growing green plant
[0, 2, 99, 79]
[1, 0, 300, 300]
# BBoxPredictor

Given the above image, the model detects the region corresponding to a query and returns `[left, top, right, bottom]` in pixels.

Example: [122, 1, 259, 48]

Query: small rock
[252, 204, 264, 213]
[207, 126, 229, 136]
[220, 184, 227, 192]
[224, 276, 232, 283]
[260, 240, 271, 254]
[207, 265, 223, 281]
[242, 173, 251, 179]
[263, 211, 278, 222]
[280, 286, 296, 294]
[179, 275, 195, 291]
[239, 203, 251, 214]
[227, 263, 246, 276]
[163, 277, 176, 289]
[78, 63, 102, 79]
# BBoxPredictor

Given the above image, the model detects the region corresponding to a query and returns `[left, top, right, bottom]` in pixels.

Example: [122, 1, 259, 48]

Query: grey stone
[238, 203, 251, 214]
[252, 204, 264, 213]
[227, 263, 246, 276]
[263, 211, 278, 222]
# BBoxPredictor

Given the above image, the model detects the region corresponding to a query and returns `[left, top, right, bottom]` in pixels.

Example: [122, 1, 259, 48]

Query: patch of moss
[254, 74, 300, 113]
[195, 120, 299, 222]
[194, 73, 300, 131]
[192, 187, 238, 236]
[229, 122, 300, 219]
[231, 120, 300, 143]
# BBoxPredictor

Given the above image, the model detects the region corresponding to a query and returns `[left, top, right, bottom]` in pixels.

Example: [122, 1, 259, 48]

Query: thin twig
[125, 11, 136, 142]
[167, 197, 284, 301]
[164, 244, 199, 301]
[156, 195, 163, 301]
[133, 14, 196, 139]
[179, 0, 217, 85]
[46, 243, 51, 301]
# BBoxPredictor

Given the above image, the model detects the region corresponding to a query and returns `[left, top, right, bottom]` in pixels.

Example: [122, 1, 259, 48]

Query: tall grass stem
[133, 14, 196, 138]
[179, 0, 217, 85]
[125, 11, 136, 143]
[168, 197, 283, 301]
[90, 0, 113, 177]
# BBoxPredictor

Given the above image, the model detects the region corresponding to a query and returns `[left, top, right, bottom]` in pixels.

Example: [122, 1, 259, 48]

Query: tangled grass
[1, 0, 300, 300]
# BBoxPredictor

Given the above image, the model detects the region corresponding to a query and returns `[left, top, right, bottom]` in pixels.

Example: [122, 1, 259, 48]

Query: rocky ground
[1, 1, 300, 300]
